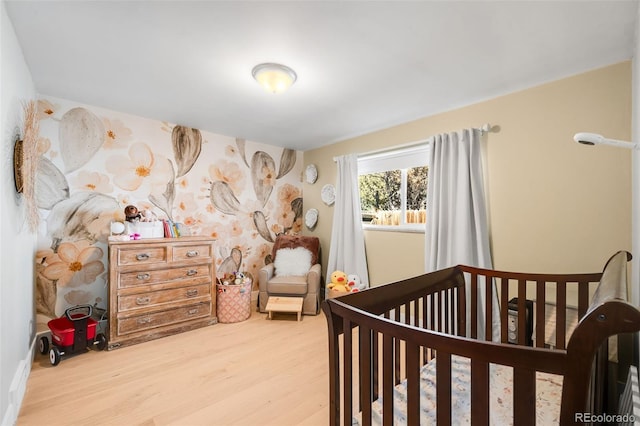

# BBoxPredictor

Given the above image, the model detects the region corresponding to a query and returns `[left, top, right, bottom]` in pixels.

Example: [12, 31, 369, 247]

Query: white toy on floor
[347, 274, 366, 293]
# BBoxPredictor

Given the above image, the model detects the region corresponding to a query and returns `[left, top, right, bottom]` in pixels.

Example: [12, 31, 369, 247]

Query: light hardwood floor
[17, 310, 329, 426]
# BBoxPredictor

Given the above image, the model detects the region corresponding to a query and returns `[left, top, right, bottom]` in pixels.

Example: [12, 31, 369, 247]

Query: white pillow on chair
[274, 247, 312, 277]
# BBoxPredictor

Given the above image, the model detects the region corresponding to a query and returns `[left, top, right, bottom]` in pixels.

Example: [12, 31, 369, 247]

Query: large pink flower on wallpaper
[278, 183, 301, 205]
[106, 142, 174, 191]
[42, 242, 104, 288]
[209, 160, 245, 194]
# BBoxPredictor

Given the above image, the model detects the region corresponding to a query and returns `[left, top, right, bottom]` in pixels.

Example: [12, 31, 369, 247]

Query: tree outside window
[359, 166, 428, 226]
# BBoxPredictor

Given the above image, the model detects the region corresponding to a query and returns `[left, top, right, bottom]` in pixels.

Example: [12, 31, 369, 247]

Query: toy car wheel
[95, 333, 107, 351]
[38, 336, 49, 355]
[49, 347, 61, 366]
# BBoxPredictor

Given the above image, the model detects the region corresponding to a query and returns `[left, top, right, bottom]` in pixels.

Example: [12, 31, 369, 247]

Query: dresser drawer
[118, 264, 212, 288]
[117, 246, 167, 266]
[118, 283, 211, 312]
[117, 302, 211, 335]
[173, 244, 213, 262]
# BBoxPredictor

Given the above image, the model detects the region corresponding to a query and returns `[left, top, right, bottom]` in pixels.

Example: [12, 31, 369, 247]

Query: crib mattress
[353, 355, 563, 425]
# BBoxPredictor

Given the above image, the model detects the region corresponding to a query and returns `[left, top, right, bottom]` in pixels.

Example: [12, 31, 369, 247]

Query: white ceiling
[5, 1, 639, 151]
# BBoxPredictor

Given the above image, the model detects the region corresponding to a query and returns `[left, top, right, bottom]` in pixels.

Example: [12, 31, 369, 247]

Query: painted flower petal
[113, 172, 143, 191]
[129, 143, 154, 168]
[64, 290, 92, 305]
[59, 107, 105, 173]
[76, 260, 105, 285]
[105, 155, 134, 175]
[78, 246, 104, 264]
[42, 262, 69, 281]
[151, 156, 176, 183]
[36, 156, 69, 210]
[57, 243, 79, 263]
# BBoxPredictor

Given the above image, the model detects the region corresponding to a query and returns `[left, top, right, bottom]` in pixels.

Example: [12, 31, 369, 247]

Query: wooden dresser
[107, 236, 216, 350]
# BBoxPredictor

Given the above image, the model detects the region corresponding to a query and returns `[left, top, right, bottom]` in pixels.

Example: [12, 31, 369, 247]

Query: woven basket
[216, 281, 252, 323]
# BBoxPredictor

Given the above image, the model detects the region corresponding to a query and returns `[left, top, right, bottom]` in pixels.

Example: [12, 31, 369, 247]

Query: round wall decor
[305, 208, 318, 229]
[321, 184, 335, 206]
[305, 164, 318, 184]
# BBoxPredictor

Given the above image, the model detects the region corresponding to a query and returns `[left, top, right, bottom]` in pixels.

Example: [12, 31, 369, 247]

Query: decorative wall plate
[321, 184, 336, 206]
[305, 164, 318, 184]
[305, 208, 319, 229]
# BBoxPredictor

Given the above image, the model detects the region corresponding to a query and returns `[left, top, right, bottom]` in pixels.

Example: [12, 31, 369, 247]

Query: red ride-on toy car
[38, 305, 107, 366]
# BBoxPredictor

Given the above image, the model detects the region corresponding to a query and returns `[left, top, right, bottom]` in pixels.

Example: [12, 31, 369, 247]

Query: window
[358, 143, 429, 231]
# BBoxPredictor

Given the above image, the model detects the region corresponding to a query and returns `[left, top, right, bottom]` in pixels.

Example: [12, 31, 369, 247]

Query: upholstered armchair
[258, 234, 321, 316]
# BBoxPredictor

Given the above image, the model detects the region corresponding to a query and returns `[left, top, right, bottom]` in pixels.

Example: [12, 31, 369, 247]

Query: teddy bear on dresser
[124, 205, 142, 222]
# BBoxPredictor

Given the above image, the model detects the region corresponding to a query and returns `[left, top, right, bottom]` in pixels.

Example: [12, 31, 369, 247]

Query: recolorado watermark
[575, 412, 636, 423]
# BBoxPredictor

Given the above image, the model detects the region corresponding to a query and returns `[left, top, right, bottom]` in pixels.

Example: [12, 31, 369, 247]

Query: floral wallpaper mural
[34, 96, 303, 331]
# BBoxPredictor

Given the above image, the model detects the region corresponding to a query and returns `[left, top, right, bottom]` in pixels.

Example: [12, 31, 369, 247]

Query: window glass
[357, 143, 429, 229]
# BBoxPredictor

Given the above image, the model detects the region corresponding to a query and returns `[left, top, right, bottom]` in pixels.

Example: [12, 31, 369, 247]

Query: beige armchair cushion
[258, 235, 321, 315]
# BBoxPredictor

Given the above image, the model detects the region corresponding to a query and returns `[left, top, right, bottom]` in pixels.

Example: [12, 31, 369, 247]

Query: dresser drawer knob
[186, 289, 199, 297]
[186, 269, 198, 276]
[187, 308, 199, 315]
[136, 296, 151, 305]
[186, 250, 199, 257]
[137, 273, 151, 280]
[137, 317, 152, 324]
[136, 253, 150, 261]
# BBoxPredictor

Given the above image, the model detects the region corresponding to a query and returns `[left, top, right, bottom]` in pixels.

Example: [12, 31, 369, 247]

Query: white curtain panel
[327, 154, 370, 287]
[424, 128, 499, 339]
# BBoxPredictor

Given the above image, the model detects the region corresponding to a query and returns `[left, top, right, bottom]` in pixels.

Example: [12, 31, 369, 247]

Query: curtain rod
[333, 123, 493, 162]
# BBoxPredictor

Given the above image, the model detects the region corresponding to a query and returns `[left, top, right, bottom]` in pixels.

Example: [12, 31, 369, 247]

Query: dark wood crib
[322, 251, 640, 425]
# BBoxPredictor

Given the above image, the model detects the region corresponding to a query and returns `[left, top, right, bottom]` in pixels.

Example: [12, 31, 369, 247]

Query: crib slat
[471, 358, 489, 425]
[328, 317, 341, 426]
[445, 289, 450, 334]
[535, 281, 545, 348]
[501, 277, 509, 343]
[458, 280, 466, 338]
[436, 292, 441, 332]
[372, 331, 379, 401]
[513, 367, 535, 425]
[430, 293, 435, 330]
[360, 325, 372, 426]
[471, 273, 478, 339]
[382, 334, 394, 426]
[556, 281, 567, 349]
[394, 308, 401, 385]
[422, 295, 429, 361]
[406, 341, 420, 425]
[485, 276, 493, 341]
[578, 281, 589, 318]
[343, 318, 353, 426]
[405, 302, 411, 325]
[436, 351, 452, 425]
[517, 280, 527, 345]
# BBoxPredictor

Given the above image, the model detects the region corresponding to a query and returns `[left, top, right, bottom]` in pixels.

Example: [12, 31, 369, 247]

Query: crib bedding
[353, 355, 563, 425]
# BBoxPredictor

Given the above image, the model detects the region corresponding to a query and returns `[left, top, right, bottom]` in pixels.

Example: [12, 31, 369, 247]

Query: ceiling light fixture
[251, 63, 297, 94]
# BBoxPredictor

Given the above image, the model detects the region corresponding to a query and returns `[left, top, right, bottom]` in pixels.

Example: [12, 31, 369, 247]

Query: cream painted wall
[305, 62, 632, 287]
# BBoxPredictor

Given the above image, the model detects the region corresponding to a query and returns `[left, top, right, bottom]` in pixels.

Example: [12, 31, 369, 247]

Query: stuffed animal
[124, 205, 142, 222]
[347, 274, 366, 292]
[328, 270, 350, 292]
[140, 209, 158, 222]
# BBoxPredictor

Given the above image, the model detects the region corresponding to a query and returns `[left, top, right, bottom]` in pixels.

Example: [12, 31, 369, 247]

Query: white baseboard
[1, 337, 36, 426]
